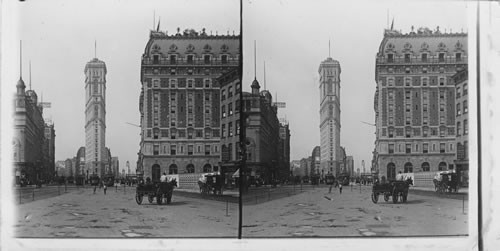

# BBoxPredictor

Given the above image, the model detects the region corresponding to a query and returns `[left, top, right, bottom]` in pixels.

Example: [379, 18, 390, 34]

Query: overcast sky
[6, 0, 470, 173]
[242, 0, 469, 171]
[10, 0, 239, 172]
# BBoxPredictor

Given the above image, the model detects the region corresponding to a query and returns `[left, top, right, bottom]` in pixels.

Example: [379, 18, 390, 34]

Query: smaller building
[346, 156, 354, 177]
[43, 123, 56, 180]
[111, 157, 120, 179]
[453, 69, 468, 187]
[311, 146, 321, 177]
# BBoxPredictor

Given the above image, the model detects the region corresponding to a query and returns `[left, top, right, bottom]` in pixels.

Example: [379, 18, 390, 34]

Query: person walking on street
[339, 183, 343, 194]
[103, 181, 107, 195]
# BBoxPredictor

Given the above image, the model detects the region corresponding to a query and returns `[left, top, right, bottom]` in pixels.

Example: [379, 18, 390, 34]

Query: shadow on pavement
[402, 199, 426, 204]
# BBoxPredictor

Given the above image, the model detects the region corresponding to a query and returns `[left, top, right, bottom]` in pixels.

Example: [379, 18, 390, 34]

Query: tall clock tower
[84, 57, 107, 177]
[319, 56, 341, 176]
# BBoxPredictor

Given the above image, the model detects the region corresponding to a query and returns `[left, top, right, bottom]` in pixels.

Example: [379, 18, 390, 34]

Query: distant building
[111, 157, 120, 178]
[453, 69, 468, 186]
[138, 28, 239, 181]
[299, 157, 312, 177]
[84, 56, 108, 178]
[43, 123, 56, 179]
[55, 161, 66, 177]
[374, 26, 467, 180]
[71, 157, 77, 177]
[311, 146, 321, 177]
[290, 160, 301, 176]
[346, 156, 354, 177]
[75, 147, 86, 177]
[278, 123, 291, 179]
[318, 54, 342, 176]
[65, 158, 73, 177]
[339, 146, 347, 174]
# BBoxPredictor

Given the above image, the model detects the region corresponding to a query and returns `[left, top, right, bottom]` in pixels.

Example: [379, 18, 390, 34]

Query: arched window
[438, 162, 447, 171]
[168, 164, 178, 174]
[404, 162, 413, 173]
[152, 164, 161, 182]
[421, 162, 430, 172]
[203, 164, 212, 173]
[387, 163, 396, 180]
[186, 164, 195, 173]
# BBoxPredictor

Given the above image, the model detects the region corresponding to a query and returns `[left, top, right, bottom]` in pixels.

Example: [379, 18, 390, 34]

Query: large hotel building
[138, 28, 239, 181]
[374, 27, 467, 180]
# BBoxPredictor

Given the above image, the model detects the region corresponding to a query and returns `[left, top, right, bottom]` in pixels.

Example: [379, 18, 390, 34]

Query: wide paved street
[14, 187, 238, 238]
[243, 185, 468, 237]
[12, 184, 468, 238]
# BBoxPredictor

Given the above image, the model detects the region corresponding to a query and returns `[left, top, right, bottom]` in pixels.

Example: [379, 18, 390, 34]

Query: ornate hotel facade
[138, 28, 239, 181]
[373, 27, 467, 180]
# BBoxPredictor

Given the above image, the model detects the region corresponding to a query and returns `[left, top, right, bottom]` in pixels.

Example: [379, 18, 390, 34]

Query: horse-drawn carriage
[198, 173, 223, 195]
[135, 178, 177, 205]
[433, 171, 459, 193]
[371, 178, 413, 204]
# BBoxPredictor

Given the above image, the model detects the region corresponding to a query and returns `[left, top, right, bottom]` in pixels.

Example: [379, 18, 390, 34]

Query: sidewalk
[410, 186, 469, 200]
[410, 186, 469, 193]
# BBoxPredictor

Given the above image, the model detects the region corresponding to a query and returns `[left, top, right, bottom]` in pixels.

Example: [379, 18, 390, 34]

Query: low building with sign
[453, 69, 468, 187]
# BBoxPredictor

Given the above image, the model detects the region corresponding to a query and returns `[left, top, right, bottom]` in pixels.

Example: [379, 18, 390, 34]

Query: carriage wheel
[384, 193, 390, 202]
[135, 193, 143, 205]
[148, 195, 154, 203]
[392, 191, 398, 204]
[371, 193, 379, 203]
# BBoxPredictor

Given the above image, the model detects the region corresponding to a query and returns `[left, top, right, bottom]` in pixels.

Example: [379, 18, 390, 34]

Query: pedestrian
[103, 181, 107, 195]
[339, 184, 343, 194]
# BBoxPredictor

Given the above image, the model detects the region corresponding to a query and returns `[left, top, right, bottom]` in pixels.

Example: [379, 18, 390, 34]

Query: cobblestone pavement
[13, 187, 238, 238]
[242, 185, 468, 237]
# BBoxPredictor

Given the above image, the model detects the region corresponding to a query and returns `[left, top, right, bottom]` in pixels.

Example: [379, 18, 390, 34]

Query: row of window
[151, 163, 216, 175]
[457, 119, 469, 136]
[222, 101, 240, 118]
[149, 78, 213, 89]
[386, 52, 463, 63]
[221, 120, 240, 138]
[456, 100, 468, 116]
[456, 82, 468, 98]
[386, 161, 450, 174]
[221, 83, 241, 101]
[387, 142, 453, 154]
[385, 126, 455, 138]
[152, 54, 232, 65]
[152, 144, 218, 156]
[150, 128, 217, 140]
[385, 76, 450, 87]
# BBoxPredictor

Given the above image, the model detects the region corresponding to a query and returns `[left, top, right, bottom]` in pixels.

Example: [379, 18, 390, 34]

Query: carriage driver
[160, 172, 169, 183]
